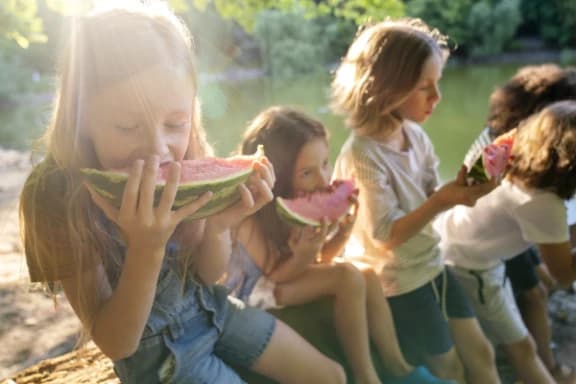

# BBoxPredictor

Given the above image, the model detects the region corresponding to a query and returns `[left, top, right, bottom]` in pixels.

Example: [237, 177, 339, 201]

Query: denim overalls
[110, 242, 276, 383]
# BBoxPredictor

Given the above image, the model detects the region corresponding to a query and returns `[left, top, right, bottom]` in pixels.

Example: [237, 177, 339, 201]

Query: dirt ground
[0, 148, 574, 383]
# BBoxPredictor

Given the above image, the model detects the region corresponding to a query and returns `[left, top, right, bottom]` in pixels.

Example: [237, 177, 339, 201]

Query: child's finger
[119, 159, 144, 216]
[318, 217, 330, 237]
[158, 162, 181, 213]
[139, 155, 159, 218]
[174, 191, 213, 222]
[260, 156, 276, 185]
[255, 159, 275, 188]
[238, 183, 256, 210]
[456, 164, 468, 186]
[85, 183, 119, 223]
[252, 177, 274, 208]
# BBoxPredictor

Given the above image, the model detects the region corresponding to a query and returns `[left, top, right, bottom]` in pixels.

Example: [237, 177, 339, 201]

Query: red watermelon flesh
[82, 146, 263, 219]
[276, 179, 358, 226]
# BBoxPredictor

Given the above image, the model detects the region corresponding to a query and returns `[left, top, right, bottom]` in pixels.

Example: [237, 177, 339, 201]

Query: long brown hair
[240, 106, 328, 271]
[508, 101, 576, 200]
[19, 2, 210, 332]
[330, 18, 448, 136]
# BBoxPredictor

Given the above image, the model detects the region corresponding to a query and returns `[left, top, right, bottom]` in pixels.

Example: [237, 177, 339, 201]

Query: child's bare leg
[275, 263, 381, 384]
[251, 319, 346, 384]
[516, 283, 556, 370]
[502, 336, 554, 384]
[360, 267, 413, 376]
[449, 317, 500, 384]
[425, 347, 466, 383]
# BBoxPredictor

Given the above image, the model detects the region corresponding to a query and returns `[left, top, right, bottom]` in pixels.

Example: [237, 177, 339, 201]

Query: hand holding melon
[82, 146, 266, 221]
[464, 129, 516, 185]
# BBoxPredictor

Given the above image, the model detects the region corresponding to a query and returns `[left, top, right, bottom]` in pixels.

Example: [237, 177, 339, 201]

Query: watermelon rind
[274, 180, 356, 227]
[467, 156, 489, 184]
[82, 146, 263, 220]
[276, 196, 322, 227]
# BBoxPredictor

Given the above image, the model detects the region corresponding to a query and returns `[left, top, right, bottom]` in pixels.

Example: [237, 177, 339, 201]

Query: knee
[315, 358, 346, 384]
[362, 267, 380, 286]
[476, 335, 496, 365]
[334, 263, 365, 295]
[325, 361, 346, 384]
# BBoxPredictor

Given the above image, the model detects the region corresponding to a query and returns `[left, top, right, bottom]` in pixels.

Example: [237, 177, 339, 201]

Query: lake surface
[200, 64, 519, 181]
[1, 64, 523, 181]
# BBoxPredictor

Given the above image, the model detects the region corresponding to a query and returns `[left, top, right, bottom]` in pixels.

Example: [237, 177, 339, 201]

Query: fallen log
[3, 345, 117, 384]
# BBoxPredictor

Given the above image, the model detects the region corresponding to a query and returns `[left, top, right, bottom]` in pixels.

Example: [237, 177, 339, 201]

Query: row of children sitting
[19, 2, 576, 383]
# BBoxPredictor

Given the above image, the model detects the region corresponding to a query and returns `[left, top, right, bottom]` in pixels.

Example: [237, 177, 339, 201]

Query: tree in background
[520, 0, 576, 48]
[466, 0, 521, 57]
[406, 0, 521, 57]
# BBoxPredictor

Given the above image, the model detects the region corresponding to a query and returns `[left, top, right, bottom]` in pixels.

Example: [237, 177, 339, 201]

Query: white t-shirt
[334, 122, 444, 296]
[435, 179, 569, 270]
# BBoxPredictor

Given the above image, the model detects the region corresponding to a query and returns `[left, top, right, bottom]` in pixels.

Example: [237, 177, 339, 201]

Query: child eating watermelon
[227, 106, 450, 384]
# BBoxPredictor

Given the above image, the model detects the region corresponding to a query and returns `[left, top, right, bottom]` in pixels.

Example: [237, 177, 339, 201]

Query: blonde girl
[228, 106, 451, 384]
[436, 101, 576, 384]
[331, 18, 500, 383]
[19, 3, 346, 383]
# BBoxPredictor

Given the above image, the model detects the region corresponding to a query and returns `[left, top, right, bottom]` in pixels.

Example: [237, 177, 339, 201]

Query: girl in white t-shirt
[435, 100, 576, 384]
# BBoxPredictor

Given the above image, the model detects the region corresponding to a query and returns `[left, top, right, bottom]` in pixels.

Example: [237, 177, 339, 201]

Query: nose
[431, 84, 441, 104]
[318, 169, 331, 189]
[145, 126, 170, 160]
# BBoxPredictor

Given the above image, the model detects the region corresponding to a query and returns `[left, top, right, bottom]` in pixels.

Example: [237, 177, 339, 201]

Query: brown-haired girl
[436, 101, 576, 384]
[331, 18, 500, 383]
[228, 106, 451, 384]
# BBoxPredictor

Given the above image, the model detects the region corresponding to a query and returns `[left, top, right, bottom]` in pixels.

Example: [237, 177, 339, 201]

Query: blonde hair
[330, 18, 448, 136]
[508, 100, 576, 199]
[20, 2, 210, 335]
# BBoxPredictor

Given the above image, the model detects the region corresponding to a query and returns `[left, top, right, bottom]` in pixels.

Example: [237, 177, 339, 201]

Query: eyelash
[116, 124, 138, 133]
[166, 122, 187, 130]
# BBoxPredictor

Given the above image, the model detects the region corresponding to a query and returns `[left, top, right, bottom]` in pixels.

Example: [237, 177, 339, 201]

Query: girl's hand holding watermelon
[86, 156, 214, 261]
[289, 219, 330, 265]
[207, 156, 275, 234]
[335, 194, 359, 239]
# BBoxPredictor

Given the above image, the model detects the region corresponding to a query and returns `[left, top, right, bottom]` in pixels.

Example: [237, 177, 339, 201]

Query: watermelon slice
[465, 129, 516, 184]
[276, 179, 358, 227]
[82, 146, 264, 220]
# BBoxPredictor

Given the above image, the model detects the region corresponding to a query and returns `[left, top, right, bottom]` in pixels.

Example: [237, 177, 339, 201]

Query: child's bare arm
[321, 201, 357, 263]
[538, 241, 576, 288]
[78, 158, 213, 360]
[195, 158, 275, 284]
[61, 248, 164, 361]
[381, 166, 496, 250]
[268, 225, 328, 283]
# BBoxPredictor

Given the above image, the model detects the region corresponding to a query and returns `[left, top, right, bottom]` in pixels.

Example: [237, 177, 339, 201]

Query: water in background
[0, 64, 520, 181]
[200, 64, 519, 181]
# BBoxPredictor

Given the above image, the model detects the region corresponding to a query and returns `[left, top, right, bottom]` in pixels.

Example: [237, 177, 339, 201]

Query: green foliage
[407, 0, 522, 57]
[520, 0, 576, 47]
[466, 0, 521, 57]
[406, 0, 474, 51]
[254, 10, 324, 78]
[199, 0, 404, 31]
[0, 0, 46, 48]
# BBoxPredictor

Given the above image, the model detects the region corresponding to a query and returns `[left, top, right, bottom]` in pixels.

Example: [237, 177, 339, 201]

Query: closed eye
[165, 121, 188, 130]
[115, 124, 139, 133]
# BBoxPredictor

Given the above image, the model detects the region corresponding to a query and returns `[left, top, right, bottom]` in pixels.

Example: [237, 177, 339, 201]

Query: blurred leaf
[0, 0, 46, 48]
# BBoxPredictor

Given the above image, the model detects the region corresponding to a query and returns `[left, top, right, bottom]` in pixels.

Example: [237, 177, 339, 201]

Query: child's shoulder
[403, 121, 432, 146]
